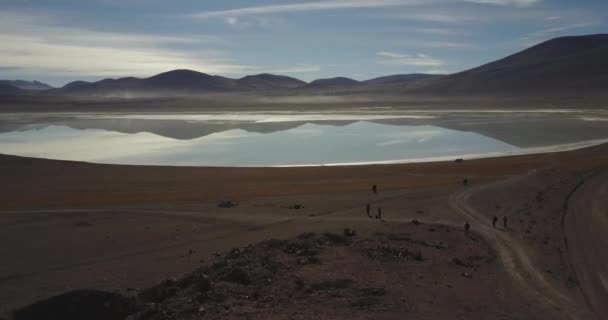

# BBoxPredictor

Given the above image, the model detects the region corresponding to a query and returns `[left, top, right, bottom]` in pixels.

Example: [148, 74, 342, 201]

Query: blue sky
[0, 0, 606, 86]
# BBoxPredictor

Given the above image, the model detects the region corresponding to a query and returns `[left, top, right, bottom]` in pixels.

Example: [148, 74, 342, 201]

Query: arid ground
[0, 143, 607, 319]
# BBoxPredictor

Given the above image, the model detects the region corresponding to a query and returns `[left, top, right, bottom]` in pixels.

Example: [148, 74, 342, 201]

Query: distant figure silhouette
[378, 207, 383, 221]
[366, 203, 371, 218]
[372, 184, 378, 194]
[463, 178, 469, 186]
[503, 216, 508, 229]
[464, 221, 470, 234]
[493, 216, 498, 228]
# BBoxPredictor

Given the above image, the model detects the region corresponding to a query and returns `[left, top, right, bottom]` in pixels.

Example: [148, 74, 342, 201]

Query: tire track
[449, 173, 585, 320]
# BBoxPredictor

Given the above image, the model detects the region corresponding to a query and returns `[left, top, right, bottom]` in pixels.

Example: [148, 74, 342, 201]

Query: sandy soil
[1, 144, 607, 319]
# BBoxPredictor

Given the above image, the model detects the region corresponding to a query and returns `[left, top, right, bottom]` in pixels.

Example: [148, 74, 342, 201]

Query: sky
[0, 0, 606, 86]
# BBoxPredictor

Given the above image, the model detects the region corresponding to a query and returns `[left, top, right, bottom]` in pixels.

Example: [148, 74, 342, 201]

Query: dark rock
[262, 238, 286, 249]
[351, 297, 381, 309]
[192, 273, 211, 292]
[222, 268, 251, 285]
[309, 279, 354, 292]
[343, 228, 356, 237]
[13, 290, 138, 320]
[297, 256, 320, 265]
[323, 233, 351, 245]
[227, 248, 241, 259]
[218, 201, 237, 208]
[357, 287, 387, 296]
[295, 278, 305, 289]
[285, 239, 316, 256]
[139, 283, 178, 303]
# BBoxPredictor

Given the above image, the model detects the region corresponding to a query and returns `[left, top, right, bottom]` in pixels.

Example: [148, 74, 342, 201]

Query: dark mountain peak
[0, 82, 23, 94]
[146, 69, 213, 82]
[492, 34, 608, 70]
[308, 77, 361, 87]
[540, 33, 608, 48]
[62, 81, 92, 89]
[1, 80, 53, 90]
[141, 69, 237, 91]
[407, 34, 608, 94]
[241, 73, 275, 79]
[238, 73, 306, 89]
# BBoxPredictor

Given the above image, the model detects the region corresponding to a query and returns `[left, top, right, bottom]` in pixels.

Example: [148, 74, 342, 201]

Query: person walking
[493, 216, 498, 228]
[378, 207, 383, 221]
[464, 221, 470, 234]
[372, 184, 378, 194]
[366, 203, 371, 218]
[503, 215, 508, 229]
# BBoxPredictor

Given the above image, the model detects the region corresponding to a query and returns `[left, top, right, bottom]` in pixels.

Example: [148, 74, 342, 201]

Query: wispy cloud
[464, 0, 539, 7]
[191, 0, 433, 19]
[544, 16, 561, 21]
[404, 39, 474, 48]
[0, 11, 251, 79]
[223, 16, 283, 29]
[396, 27, 469, 36]
[536, 22, 596, 35]
[192, 0, 541, 22]
[386, 4, 569, 25]
[389, 12, 478, 24]
[376, 51, 444, 66]
[424, 69, 450, 74]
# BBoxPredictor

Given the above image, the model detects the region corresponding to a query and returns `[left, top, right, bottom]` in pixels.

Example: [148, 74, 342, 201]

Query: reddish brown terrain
[0, 143, 607, 319]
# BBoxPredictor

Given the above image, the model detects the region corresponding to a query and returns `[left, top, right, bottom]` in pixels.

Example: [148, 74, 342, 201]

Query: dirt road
[449, 173, 590, 319]
[565, 170, 608, 319]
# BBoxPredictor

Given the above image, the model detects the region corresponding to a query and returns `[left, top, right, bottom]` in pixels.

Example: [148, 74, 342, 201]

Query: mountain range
[0, 80, 53, 94]
[1, 34, 607, 97]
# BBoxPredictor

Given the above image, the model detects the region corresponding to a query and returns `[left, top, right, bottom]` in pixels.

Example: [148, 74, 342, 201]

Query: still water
[0, 112, 607, 166]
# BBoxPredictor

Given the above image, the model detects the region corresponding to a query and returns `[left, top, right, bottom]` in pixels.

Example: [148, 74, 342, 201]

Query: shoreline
[1, 141, 607, 211]
[2, 137, 608, 169]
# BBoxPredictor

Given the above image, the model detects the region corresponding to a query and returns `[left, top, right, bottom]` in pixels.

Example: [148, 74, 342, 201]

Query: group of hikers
[367, 181, 509, 234]
[461, 178, 509, 233]
[464, 215, 508, 234]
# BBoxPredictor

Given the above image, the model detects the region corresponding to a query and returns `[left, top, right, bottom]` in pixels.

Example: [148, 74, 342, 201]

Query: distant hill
[306, 77, 361, 88]
[238, 73, 306, 89]
[0, 82, 23, 95]
[0, 80, 53, 90]
[57, 70, 306, 96]
[0, 80, 53, 95]
[62, 80, 93, 90]
[363, 74, 441, 85]
[406, 34, 608, 94]
[59, 70, 240, 95]
[142, 70, 238, 91]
